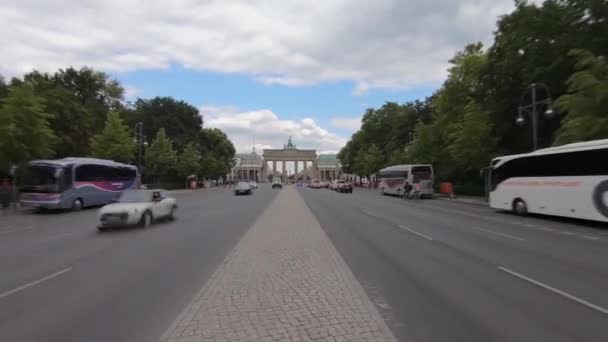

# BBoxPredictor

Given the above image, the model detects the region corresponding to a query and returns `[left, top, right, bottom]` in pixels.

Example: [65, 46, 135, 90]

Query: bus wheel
[513, 199, 527, 216]
[592, 180, 608, 218]
[72, 199, 83, 211]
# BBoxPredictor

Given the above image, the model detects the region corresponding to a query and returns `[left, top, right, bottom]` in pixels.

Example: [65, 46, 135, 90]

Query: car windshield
[236, 182, 249, 188]
[118, 191, 152, 203]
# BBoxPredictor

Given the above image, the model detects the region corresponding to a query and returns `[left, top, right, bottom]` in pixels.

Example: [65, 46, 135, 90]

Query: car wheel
[72, 198, 83, 211]
[97, 226, 107, 232]
[513, 199, 528, 216]
[140, 211, 153, 228]
[168, 207, 176, 221]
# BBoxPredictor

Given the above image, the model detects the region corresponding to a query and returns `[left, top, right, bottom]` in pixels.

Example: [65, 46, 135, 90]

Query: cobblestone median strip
[161, 187, 397, 342]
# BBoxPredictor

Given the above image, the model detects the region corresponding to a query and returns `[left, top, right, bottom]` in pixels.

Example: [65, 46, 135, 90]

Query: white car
[98, 189, 177, 231]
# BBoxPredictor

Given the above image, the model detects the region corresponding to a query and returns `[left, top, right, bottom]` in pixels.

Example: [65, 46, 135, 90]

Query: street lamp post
[134, 122, 147, 183]
[516, 83, 555, 151]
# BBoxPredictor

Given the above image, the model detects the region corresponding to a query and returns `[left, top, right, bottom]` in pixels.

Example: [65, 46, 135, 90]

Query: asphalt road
[299, 187, 608, 342]
[1, 185, 607, 342]
[0, 186, 277, 342]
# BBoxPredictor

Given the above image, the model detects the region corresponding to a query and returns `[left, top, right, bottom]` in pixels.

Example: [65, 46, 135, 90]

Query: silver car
[98, 190, 177, 231]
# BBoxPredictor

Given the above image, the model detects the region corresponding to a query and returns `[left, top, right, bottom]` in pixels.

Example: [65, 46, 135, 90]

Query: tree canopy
[125, 97, 203, 152]
[144, 129, 178, 182]
[338, 0, 608, 195]
[90, 111, 136, 163]
[0, 84, 56, 171]
[0, 66, 235, 184]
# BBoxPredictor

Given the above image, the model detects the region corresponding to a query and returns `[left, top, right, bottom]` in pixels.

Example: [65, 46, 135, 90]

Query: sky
[0, 0, 537, 154]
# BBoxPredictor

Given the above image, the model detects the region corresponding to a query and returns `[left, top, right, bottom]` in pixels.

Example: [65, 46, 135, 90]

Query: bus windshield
[20, 164, 63, 193]
[412, 166, 432, 180]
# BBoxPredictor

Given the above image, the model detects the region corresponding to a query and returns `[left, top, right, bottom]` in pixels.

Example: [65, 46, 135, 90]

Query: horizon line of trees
[338, 0, 608, 195]
[0, 67, 236, 185]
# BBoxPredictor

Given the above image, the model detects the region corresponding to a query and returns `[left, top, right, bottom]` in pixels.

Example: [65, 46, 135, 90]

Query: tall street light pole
[516, 82, 555, 151]
[134, 122, 147, 184]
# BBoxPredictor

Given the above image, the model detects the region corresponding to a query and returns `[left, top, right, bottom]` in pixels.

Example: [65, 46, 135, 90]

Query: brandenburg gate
[263, 137, 318, 183]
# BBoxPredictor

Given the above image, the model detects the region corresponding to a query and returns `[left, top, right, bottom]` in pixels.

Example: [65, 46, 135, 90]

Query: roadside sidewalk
[435, 194, 488, 206]
[161, 187, 396, 342]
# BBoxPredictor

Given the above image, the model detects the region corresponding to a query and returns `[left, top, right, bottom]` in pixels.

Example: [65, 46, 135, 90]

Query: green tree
[23, 67, 125, 157]
[0, 75, 9, 102]
[446, 100, 497, 174]
[196, 128, 236, 179]
[0, 84, 56, 172]
[89, 111, 136, 163]
[554, 49, 608, 144]
[354, 144, 384, 177]
[125, 97, 203, 151]
[177, 143, 200, 178]
[144, 129, 177, 182]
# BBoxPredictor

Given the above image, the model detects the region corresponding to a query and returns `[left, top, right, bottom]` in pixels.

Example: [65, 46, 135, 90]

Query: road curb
[435, 195, 488, 206]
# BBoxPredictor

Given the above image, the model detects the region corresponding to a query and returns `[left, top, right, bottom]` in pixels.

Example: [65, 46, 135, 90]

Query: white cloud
[330, 117, 362, 131]
[0, 0, 543, 92]
[123, 85, 142, 99]
[201, 105, 347, 153]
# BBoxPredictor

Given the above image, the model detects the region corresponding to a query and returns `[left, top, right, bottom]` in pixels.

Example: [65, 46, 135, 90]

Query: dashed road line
[498, 266, 608, 315]
[0, 267, 72, 299]
[582, 235, 600, 241]
[39, 232, 76, 243]
[397, 225, 433, 241]
[470, 226, 527, 242]
[0, 225, 34, 235]
[360, 209, 381, 218]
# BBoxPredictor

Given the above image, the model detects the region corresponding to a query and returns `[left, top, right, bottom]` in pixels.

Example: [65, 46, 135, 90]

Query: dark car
[234, 182, 253, 195]
[271, 177, 282, 189]
[337, 181, 353, 193]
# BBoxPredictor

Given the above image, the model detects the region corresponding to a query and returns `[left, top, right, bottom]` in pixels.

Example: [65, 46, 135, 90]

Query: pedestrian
[404, 181, 411, 199]
[414, 181, 421, 199]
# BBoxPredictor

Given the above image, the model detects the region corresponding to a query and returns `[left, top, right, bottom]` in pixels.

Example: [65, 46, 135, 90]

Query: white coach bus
[377, 164, 434, 198]
[488, 139, 608, 222]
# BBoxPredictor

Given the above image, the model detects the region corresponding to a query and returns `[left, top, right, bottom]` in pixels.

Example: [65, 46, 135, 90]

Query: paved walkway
[161, 187, 396, 342]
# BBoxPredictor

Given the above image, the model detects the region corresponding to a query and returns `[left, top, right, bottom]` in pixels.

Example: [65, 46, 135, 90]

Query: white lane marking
[538, 227, 555, 232]
[470, 226, 527, 242]
[559, 231, 575, 236]
[498, 267, 608, 315]
[397, 225, 433, 241]
[0, 225, 34, 235]
[39, 232, 76, 243]
[582, 235, 600, 241]
[361, 209, 380, 218]
[0, 267, 72, 299]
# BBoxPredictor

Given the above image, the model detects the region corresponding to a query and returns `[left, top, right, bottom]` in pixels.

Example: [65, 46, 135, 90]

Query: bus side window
[62, 166, 73, 188]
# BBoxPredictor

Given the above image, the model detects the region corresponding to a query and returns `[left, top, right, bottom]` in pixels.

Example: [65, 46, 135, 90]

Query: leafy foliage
[125, 97, 203, 152]
[0, 84, 56, 171]
[554, 49, 608, 144]
[144, 129, 178, 181]
[23, 67, 125, 157]
[338, 1, 608, 195]
[177, 143, 201, 178]
[90, 111, 136, 163]
[1, 66, 235, 185]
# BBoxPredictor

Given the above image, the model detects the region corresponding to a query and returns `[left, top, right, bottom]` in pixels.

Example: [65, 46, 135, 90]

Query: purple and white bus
[19, 158, 138, 211]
